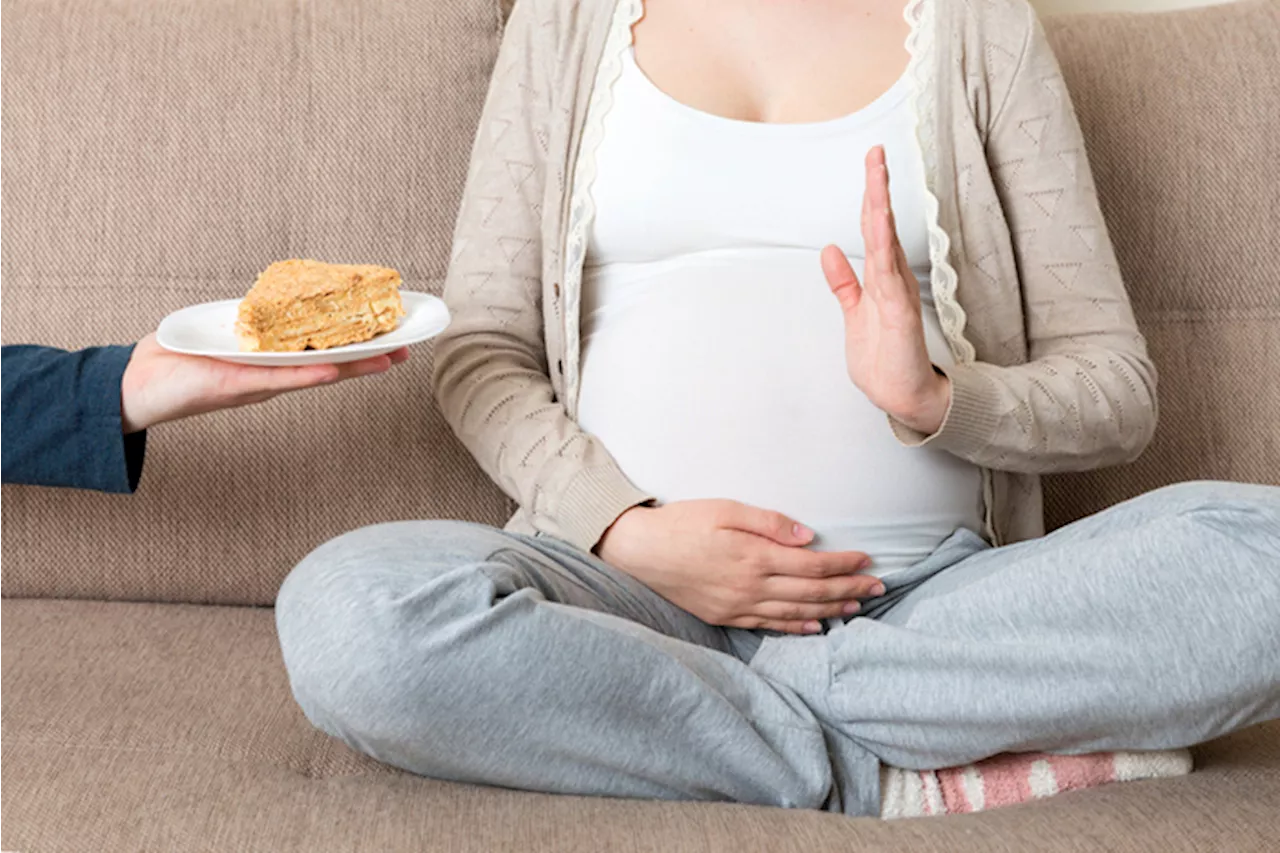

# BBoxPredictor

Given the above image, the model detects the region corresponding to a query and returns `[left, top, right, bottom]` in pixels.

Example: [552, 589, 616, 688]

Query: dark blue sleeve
[2, 344, 147, 493]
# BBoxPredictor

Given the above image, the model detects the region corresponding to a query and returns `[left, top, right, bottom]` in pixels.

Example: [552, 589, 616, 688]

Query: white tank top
[577, 48, 983, 576]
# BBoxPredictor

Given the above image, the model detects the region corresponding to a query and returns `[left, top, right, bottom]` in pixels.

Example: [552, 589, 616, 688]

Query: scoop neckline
[622, 46, 911, 137]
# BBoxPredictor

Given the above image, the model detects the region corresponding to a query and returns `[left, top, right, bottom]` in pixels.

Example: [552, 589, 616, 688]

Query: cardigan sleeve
[2, 344, 147, 492]
[432, 0, 651, 551]
[893, 3, 1158, 473]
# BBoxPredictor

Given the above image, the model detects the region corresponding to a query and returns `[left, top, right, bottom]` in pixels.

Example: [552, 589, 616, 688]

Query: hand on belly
[596, 498, 886, 634]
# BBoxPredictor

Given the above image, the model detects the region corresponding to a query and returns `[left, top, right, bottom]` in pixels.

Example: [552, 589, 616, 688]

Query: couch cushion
[0, 0, 514, 605]
[3, 598, 1279, 852]
[3, 0, 1279, 606]
[1040, 0, 1280, 528]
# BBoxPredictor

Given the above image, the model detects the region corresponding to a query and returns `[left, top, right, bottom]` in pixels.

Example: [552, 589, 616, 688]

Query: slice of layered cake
[236, 259, 406, 352]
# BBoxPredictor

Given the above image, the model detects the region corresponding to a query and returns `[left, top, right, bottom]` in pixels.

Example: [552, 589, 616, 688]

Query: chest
[587, 50, 931, 273]
[632, 0, 911, 124]
[545, 0, 1030, 409]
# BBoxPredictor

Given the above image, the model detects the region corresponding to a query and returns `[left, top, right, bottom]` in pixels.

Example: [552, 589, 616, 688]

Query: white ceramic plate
[156, 291, 450, 365]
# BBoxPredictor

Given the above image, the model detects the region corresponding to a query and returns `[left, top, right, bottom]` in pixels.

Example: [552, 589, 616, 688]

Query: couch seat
[3, 599, 1278, 852]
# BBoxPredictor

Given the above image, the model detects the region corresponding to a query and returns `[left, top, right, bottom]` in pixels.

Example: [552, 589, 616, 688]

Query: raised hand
[597, 499, 885, 635]
[820, 145, 950, 435]
[120, 333, 409, 433]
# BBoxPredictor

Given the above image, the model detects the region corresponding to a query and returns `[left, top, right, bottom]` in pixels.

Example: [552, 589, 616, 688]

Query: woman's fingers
[717, 502, 814, 546]
[866, 150, 896, 273]
[891, 226, 921, 310]
[763, 571, 884, 603]
[860, 158, 873, 239]
[865, 144, 886, 170]
[860, 147, 898, 292]
[729, 618, 824, 635]
[752, 600, 858, 623]
[739, 574, 891, 632]
[862, 146, 919, 311]
[866, 144, 890, 208]
[765, 546, 873, 578]
[859, 167, 878, 293]
[820, 244, 862, 313]
[892, 225, 913, 277]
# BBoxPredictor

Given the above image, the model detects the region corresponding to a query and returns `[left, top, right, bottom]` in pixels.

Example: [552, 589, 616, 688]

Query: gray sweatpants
[275, 481, 1280, 816]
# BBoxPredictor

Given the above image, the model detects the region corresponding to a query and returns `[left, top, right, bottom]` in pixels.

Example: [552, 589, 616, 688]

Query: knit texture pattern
[4, 2, 1280, 850]
[433, 0, 1159, 552]
[3, 0, 1276, 602]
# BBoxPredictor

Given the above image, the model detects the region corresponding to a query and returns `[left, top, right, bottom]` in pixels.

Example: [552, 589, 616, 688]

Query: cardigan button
[553, 282, 561, 299]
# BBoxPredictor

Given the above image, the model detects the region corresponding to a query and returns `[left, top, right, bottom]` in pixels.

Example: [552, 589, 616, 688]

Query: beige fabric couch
[3, 1, 1277, 849]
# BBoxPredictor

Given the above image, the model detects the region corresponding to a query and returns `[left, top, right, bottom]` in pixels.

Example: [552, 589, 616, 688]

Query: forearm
[903, 4, 1157, 473]
[890, 342, 1157, 473]
[434, 333, 650, 551]
[432, 0, 650, 551]
[1, 344, 146, 492]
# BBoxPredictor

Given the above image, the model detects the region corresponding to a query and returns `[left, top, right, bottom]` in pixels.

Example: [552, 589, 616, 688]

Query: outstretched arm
[2, 337, 406, 492]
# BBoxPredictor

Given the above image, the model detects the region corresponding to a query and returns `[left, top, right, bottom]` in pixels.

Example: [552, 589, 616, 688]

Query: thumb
[722, 503, 815, 546]
[821, 245, 862, 313]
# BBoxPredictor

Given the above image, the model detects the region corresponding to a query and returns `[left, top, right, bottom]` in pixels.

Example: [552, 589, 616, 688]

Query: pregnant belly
[576, 251, 984, 576]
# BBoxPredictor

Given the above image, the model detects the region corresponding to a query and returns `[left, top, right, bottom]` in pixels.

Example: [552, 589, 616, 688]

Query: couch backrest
[1039, 0, 1280, 529]
[3, 0, 1276, 605]
[1, 0, 515, 605]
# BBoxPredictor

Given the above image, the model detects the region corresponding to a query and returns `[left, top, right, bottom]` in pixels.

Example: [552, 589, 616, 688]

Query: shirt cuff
[78, 344, 147, 493]
[553, 464, 654, 554]
[887, 362, 1000, 457]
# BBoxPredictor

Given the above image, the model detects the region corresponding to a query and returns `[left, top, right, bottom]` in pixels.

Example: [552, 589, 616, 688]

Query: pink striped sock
[880, 750, 1193, 819]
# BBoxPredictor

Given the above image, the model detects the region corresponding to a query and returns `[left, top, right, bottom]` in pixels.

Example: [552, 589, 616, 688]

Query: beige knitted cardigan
[433, 0, 1158, 554]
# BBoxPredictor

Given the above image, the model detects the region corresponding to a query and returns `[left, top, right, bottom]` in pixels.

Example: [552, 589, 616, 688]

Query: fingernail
[858, 557, 873, 570]
[792, 523, 814, 540]
[803, 621, 822, 634]
[870, 583, 886, 597]
[842, 601, 861, 615]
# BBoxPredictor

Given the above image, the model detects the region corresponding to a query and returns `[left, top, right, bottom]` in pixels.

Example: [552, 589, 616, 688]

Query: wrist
[595, 505, 653, 567]
[894, 369, 951, 436]
[119, 354, 149, 434]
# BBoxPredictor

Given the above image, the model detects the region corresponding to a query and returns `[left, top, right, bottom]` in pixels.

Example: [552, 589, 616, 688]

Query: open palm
[120, 334, 409, 433]
[821, 146, 949, 434]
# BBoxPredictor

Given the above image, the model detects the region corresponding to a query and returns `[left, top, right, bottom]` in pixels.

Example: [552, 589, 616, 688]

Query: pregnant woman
[276, 0, 1280, 816]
